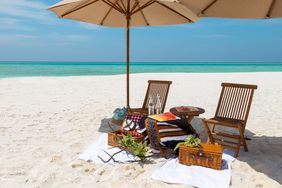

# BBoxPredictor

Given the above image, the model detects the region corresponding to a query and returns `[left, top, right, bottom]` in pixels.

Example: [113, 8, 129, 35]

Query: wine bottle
[148, 95, 154, 115]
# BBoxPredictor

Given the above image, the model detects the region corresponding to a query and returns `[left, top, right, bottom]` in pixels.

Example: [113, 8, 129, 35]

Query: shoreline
[1, 71, 282, 80]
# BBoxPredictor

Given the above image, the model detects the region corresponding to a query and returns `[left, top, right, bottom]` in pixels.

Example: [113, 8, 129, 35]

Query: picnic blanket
[79, 134, 235, 188]
[151, 152, 235, 188]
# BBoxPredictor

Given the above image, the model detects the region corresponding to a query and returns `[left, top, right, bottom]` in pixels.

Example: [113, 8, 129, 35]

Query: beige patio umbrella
[177, 0, 282, 19]
[48, 0, 200, 107]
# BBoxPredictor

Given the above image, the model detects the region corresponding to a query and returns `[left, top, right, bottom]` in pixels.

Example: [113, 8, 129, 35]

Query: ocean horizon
[0, 61, 282, 78]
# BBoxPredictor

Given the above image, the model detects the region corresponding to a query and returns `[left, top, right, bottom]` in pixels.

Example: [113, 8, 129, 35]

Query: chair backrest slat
[215, 83, 257, 123]
[142, 80, 172, 113]
[230, 87, 240, 118]
[217, 86, 231, 118]
[234, 87, 244, 119]
[237, 88, 248, 120]
[225, 87, 236, 118]
[222, 87, 232, 117]
[226, 87, 234, 117]
[240, 88, 251, 120]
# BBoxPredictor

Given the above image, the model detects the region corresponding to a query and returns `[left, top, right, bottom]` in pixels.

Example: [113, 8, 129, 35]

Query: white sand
[0, 72, 281, 188]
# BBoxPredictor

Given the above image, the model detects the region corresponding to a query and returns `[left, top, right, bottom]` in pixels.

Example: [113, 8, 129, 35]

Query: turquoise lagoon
[0, 62, 281, 78]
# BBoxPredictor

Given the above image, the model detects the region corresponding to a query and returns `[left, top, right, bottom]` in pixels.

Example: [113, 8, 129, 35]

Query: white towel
[78, 133, 136, 164]
[152, 152, 235, 188]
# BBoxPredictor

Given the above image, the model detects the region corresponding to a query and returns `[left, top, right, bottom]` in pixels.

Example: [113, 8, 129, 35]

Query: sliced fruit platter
[175, 106, 199, 112]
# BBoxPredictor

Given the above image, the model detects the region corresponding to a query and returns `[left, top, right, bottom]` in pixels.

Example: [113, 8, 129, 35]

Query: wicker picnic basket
[108, 130, 144, 147]
[179, 143, 222, 170]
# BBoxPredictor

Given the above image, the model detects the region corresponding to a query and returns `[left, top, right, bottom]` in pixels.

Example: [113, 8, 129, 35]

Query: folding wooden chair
[130, 80, 172, 114]
[203, 83, 257, 157]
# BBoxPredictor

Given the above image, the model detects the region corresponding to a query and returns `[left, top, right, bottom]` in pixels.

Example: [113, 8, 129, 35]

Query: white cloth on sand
[78, 133, 136, 164]
[79, 133, 235, 188]
[151, 152, 235, 188]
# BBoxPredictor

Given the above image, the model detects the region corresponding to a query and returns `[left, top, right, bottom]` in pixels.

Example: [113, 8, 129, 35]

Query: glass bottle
[148, 95, 155, 115]
[155, 94, 162, 114]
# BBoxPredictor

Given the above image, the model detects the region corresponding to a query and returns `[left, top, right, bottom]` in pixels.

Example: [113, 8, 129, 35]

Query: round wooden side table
[169, 106, 205, 124]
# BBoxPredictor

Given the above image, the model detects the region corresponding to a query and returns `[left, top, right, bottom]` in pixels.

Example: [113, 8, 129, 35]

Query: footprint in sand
[69, 142, 83, 150]
[98, 169, 106, 176]
[8, 171, 26, 176]
[40, 173, 56, 187]
[50, 155, 62, 163]
[71, 163, 83, 169]
[84, 167, 96, 173]
[132, 169, 145, 179]
[27, 124, 37, 127]
[94, 168, 116, 183]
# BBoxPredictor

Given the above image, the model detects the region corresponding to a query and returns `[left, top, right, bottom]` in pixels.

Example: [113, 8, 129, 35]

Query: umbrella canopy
[49, 0, 200, 107]
[177, 0, 282, 19]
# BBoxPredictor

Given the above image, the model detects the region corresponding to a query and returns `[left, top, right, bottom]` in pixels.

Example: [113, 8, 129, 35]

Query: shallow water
[0, 62, 281, 78]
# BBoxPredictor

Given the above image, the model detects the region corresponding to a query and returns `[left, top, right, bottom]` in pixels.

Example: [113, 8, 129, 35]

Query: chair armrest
[203, 118, 241, 128]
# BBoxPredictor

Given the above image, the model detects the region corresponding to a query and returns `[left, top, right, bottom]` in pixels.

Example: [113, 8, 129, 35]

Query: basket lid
[180, 143, 222, 153]
[200, 143, 222, 153]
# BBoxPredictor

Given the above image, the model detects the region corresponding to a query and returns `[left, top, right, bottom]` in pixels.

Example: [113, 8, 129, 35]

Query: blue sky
[0, 0, 282, 63]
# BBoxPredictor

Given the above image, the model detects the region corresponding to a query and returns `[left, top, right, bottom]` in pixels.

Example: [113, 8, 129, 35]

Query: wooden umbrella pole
[126, 16, 130, 108]
[126, 0, 130, 108]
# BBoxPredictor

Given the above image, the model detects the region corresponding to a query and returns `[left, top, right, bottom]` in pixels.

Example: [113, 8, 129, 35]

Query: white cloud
[0, 33, 38, 45]
[0, 17, 34, 31]
[0, 0, 101, 31]
[0, 0, 46, 9]
[63, 34, 93, 42]
[0, 32, 94, 46]
[0, 0, 53, 23]
[48, 33, 93, 42]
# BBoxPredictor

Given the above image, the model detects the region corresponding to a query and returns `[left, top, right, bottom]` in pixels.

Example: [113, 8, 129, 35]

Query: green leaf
[118, 134, 149, 162]
[174, 135, 201, 150]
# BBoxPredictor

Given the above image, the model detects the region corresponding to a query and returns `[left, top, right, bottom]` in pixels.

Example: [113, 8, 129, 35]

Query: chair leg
[211, 124, 216, 132]
[234, 126, 245, 157]
[234, 137, 241, 158]
[243, 138, 249, 152]
[239, 127, 248, 152]
[242, 138, 248, 152]
[234, 148, 239, 158]
[202, 119, 214, 144]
